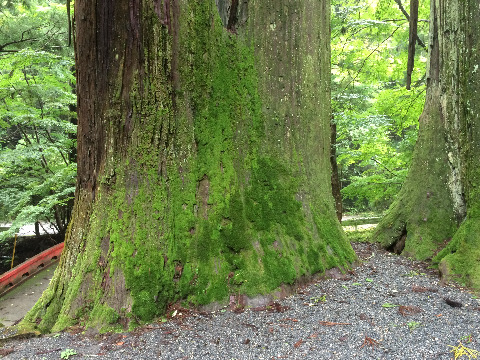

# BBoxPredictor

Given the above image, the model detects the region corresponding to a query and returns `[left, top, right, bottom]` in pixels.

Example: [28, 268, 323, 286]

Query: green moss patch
[434, 216, 480, 290]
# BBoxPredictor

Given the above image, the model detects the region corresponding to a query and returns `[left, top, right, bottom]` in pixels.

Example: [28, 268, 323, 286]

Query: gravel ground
[1, 242, 479, 359]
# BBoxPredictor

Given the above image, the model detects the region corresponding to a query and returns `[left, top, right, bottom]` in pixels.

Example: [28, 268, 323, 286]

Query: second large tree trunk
[375, 0, 480, 289]
[22, 0, 355, 333]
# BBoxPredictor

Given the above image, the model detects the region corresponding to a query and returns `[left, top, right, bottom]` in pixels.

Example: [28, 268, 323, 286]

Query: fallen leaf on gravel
[232, 306, 245, 313]
[398, 305, 422, 316]
[116, 341, 125, 346]
[243, 339, 250, 345]
[267, 302, 290, 313]
[0, 348, 14, 356]
[358, 313, 375, 325]
[448, 341, 479, 359]
[294, 339, 304, 348]
[280, 318, 299, 322]
[319, 321, 351, 326]
[35, 348, 62, 355]
[242, 323, 258, 331]
[360, 336, 379, 349]
[411, 285, 438, 293]
[250, 301, 289, 313]
[382, 302, 399, 308]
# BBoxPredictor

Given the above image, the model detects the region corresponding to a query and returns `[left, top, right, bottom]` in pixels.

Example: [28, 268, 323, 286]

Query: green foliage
[434, 216, 480, 290]
[407, 321, 421, 332]
[332, 0, 429, 212]
[0, 2, 75, 241]
[0, 1, 71, 56]
[382, 302, 399, 308]
[60, 348, 77, 359]
[308, 295, 327, 305]
[345, 228, 375, 243]
[460, 335, 474, 344]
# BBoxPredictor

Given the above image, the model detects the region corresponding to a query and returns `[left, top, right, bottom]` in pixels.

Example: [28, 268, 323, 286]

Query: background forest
[332, 0, 429, 213]
[0, 0, 428, 244]
[0, 0, 75, 245]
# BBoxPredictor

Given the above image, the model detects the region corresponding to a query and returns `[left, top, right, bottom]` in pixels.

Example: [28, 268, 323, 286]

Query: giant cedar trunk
[375, 0, 480, 288]
[22, 0, 355, 332]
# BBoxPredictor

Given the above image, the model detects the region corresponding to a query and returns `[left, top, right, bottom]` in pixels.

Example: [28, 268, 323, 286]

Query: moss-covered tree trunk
[22, 0, 355, 332]
[375, 0, 480, 289]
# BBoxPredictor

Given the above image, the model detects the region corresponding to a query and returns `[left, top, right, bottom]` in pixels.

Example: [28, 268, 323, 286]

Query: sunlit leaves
[331, 0, 429, 212]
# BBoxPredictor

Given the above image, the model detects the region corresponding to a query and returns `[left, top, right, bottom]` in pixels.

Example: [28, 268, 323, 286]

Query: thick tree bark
[22, 0, 354, 332]
[375, 0, 480, 289]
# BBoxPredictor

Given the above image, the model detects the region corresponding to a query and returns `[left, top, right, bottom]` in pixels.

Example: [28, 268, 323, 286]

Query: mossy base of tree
[433, 216, 480, 291]
[22, 169, 356, 333]
[373, 93, 457, 261]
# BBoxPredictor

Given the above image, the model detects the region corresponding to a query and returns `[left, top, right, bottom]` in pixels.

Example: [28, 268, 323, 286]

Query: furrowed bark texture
[433, 0, 480, 289]
[23, 0, 355, 332]
[375, 0, 480, 289]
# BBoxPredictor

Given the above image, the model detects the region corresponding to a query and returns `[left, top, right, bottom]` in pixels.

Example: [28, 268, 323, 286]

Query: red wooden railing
[0, 242, 64, 297]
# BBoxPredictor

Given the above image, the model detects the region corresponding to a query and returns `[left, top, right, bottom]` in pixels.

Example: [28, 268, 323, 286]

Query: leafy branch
[336, 26, 402, 99]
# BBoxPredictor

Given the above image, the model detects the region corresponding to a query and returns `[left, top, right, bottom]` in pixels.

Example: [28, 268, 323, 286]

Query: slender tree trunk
[34, 221, 40, 237]
[330, 121, 342, 221]
[406, 0, 418, 90]
[375, 0, 480, 289]
[22, 0, 354, 333]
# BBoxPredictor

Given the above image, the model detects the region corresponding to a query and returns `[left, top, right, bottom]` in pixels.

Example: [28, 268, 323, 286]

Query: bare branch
[67, 0, 72, 46]
[406, 0, 419, 90]
[379, 18, 428, 23]
[393, 0, 427, 51]
[0, 28, 40, 52]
